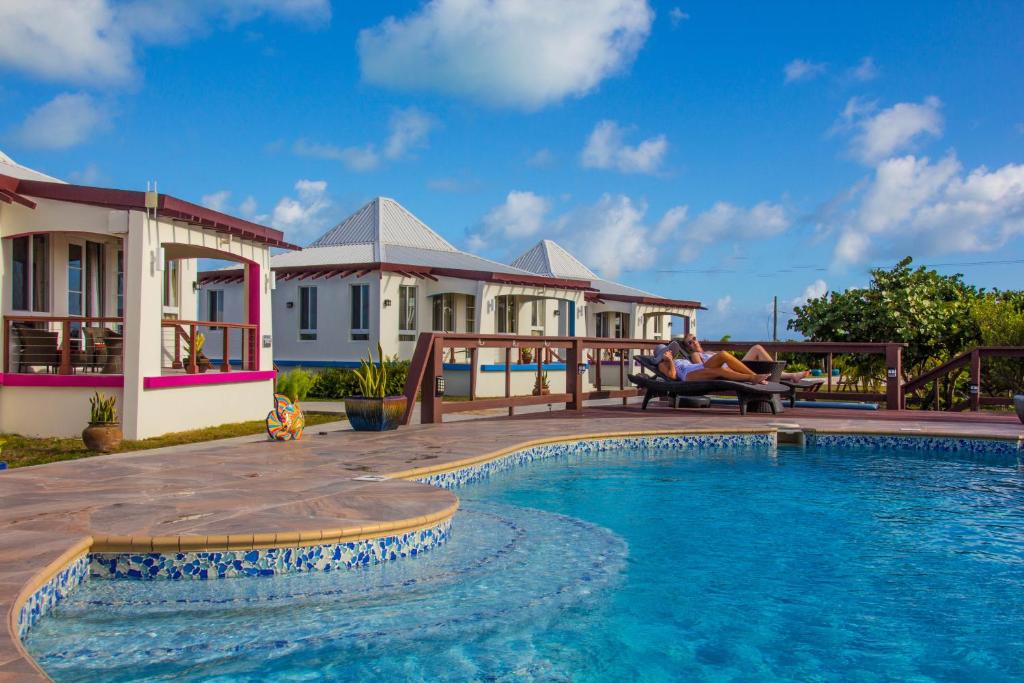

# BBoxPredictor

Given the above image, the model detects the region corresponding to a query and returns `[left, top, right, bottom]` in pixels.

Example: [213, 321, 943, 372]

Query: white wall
[0, 386, 124, 438]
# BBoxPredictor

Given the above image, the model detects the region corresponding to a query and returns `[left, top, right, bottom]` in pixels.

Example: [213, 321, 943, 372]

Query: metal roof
[0, 150, 64, 183]
[511, 239, 599, 280]
[309, 197, 458, 255]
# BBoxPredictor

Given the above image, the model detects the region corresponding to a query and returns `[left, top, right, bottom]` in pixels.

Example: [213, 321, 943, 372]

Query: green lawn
[0, 412, 343, 469]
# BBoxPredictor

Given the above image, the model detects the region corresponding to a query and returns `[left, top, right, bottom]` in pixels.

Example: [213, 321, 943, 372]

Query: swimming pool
[26, 440, 1024, 681]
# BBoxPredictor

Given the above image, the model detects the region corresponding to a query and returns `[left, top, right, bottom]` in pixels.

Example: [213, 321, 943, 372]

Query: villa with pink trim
[0, 152, 295, 439]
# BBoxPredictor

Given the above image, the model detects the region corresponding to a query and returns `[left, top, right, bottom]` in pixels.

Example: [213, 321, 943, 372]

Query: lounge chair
[11, 324, 60, 374]
[630, 355, 790, 415]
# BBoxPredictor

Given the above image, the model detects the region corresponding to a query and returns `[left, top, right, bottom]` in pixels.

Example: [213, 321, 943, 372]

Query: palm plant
[353, 343, 389, 398]
[89, 392, 118, 424]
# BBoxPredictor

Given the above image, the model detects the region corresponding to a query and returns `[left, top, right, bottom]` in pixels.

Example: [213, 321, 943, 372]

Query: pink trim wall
[142, 370, 275, 390]
[0, 373, 124, 388]
[247, 262, 261, 371]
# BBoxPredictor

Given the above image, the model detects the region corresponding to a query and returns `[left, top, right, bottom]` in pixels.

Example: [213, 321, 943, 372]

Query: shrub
[307, 358, 411, 400]
[276, 368, 316, 403]
[89, 392, 118, 424]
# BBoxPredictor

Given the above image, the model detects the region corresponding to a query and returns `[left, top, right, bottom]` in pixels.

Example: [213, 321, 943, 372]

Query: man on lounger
[654, 342, 770, 384]
[678, 334, 811, 383]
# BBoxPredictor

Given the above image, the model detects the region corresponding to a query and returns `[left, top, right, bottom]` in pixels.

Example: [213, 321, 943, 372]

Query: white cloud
[555, 195, 658, 278]
[357, 0, 654, 109]
[0, 0, 330, 86]
[790, 279, 827, 309]
[652, 205, 687, 243]
[669, 7, 689, 25]
[527, 148, 555, 167]
[201, 190, 232, 212]
[830, 153, 1024, 265]
[239, 195, 258, 218]
[581, 120, 667, 174]
[784, 58, 826, 84]
[383, 108, 435, 160]
[482, 191, 551, 241]
[12, 93, 108, 149]
[293, 107, 435, 173]
[848, 56, 878, 82]
[715, 295, 732, 315]
[680, 201, 791, 261]
[259, 179, 332, 244]
[836, 96, 943, 164]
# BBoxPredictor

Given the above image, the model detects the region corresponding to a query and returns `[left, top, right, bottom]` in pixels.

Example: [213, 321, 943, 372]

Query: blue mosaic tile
[16, 553, 90, 641]
[415, 433, 777, 490]
[808, 433, 1022, 466]
[89, 519, 451, 582]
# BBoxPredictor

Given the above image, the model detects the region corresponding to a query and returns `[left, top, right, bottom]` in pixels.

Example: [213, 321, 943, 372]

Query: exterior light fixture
[435, 376, 446, 396]
[553, 309, 560, 317]
[383, 299, 392, 307]
[577, 363, 587, 375]
[286, 301, 294, 309]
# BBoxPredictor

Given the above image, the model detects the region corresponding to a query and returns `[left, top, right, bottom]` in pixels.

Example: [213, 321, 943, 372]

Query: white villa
[199, 197, 701, 396]
[0, 152, 293, 438]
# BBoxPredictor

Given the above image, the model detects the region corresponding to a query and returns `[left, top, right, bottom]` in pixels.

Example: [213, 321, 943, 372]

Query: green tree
[789, 257, 983, 383]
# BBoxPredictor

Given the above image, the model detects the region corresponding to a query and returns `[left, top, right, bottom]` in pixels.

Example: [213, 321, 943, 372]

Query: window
[207, 290, 224, 329]
[653, 315, 664, 335]
[465, 295, 476, 333]
[85, 241, 105, 316]
[299, 286, 317, 340]
[68, 244, 83, 316]
[399, 285, 417, 331]
[496, 295, 517, 334]
[351, 284, 369, 340]
[116, 250, 124, 318]
[595, 312, 608, 338]
[162, 257, 179, 312]
[432, 293, 454, 332]
[11, 235, 50, 312]
[530, 299, 546, 328]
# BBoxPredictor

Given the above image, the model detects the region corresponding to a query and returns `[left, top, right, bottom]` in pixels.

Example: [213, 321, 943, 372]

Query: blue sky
[2, 0, 1023, 339]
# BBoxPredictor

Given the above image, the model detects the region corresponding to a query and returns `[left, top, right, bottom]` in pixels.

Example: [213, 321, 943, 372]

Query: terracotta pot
[1014, 394, 1024, 424]
[345, 395, 407, 431]
[82, 423, 123, 453]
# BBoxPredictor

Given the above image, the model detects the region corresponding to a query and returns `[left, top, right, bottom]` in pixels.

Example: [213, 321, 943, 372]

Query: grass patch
[0, 412, 342, 469]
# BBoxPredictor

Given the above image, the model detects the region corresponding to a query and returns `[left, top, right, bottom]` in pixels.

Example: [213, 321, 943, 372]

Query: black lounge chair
[630, 355, 789, 415]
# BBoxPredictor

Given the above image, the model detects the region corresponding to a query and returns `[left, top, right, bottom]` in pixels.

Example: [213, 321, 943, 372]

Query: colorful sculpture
[266, 393, 305, 441]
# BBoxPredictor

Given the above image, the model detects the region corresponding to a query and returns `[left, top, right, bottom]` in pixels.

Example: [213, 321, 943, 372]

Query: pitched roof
[511, 239, 702, 310]
[0, 150, 64, 183]
[276, 197, 539, 276]
[510, 239, 598, 280]
[310, 197, 458, 255]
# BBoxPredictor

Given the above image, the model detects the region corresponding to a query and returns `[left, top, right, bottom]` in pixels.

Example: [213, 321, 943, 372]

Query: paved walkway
[2, 404, 1021, 680]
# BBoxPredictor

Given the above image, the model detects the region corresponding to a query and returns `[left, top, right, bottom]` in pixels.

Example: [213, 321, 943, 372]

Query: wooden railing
[4, 315, 124, 375]
[902, 346, 1024, 411]
[403, 335, 910, 424]
[161, 319, 258, 374]
[700, 341, 906, 409]
[403, 333, 661, 425]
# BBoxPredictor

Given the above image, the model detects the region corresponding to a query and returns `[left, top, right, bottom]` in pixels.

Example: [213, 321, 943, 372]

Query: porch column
[122, 210, 162, 440]
[244, 262, 267, 371]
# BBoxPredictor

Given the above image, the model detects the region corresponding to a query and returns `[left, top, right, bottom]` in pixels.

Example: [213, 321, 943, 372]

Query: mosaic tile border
[807, 432, 1022, 465]
[16, 553, 90, 641]
[415, 433, 776, 489]
[89, 518, 451, 581]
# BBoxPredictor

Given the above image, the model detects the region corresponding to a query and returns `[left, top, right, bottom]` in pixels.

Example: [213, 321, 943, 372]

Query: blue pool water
[27, 443, 1024, 681]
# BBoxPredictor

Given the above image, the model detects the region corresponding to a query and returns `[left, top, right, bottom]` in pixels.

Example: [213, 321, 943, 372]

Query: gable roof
[310, 197, 458, 256]
[271, 197, 583, 283]
[511, 239, 598, 280]
[511, 239, 703, 310]
[0, 150, 64, 183]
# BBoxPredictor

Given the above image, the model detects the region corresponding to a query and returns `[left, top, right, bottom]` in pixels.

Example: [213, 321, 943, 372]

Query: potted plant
[186, 333, 211, 373]
[82, 392, 123, 453]
[346, 343, 408, 431]
[520, 347, 534, 364]
[532, 371, 551, 396]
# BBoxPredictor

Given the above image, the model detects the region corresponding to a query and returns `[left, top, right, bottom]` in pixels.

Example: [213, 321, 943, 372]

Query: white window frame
[351, 283, 370, 341]
[399, 285, 417, 332]
[299, 285, 317, 341]
[9, 234, 50, 313]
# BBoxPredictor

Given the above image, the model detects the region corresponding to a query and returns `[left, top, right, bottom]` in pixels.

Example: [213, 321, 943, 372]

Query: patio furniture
[10, 324, 59, 374]
[78, 327, 112, 373]
[101, 333, 124, 374]
[631, 355, 789, 415]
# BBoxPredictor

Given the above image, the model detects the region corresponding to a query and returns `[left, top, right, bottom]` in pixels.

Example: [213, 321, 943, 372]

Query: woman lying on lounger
[679, 334, 810, 382]
[654, 343, 770, 384]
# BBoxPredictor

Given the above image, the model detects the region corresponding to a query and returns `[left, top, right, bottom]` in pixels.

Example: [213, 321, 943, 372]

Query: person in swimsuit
[654, 343, 769, 384]
[679, 334, 810, 382]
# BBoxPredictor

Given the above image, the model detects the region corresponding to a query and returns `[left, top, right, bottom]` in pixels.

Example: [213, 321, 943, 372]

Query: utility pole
[772, 295, 778, 342]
